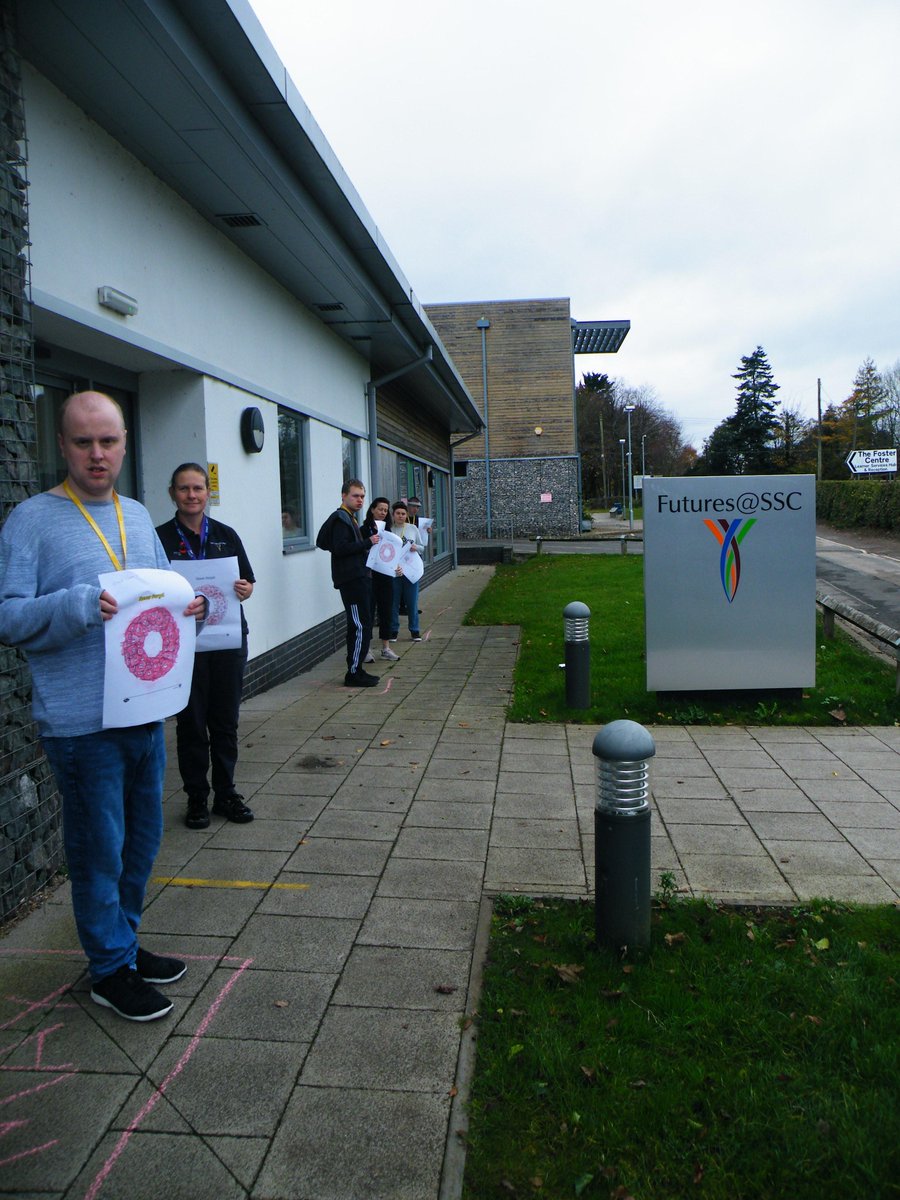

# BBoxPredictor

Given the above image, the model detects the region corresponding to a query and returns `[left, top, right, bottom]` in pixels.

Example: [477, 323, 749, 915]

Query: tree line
[577, 348, 899, 500]
[691, 347, 900, 478]
[576, 374, 695, 504]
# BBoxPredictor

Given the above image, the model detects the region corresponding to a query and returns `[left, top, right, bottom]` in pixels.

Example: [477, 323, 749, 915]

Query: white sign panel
[169, 557, 242, 652]
[846, 448, 897, 474]
[100, 568, 196, 727]
[643, 476, 816, 691]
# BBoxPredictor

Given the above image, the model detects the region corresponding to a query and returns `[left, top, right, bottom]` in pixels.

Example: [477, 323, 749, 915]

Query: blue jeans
[42, 723, 165, 981]
[390, 575, 420, 636]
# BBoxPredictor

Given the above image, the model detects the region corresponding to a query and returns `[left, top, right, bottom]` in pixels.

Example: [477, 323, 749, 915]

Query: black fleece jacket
[321, 507, 375, 589]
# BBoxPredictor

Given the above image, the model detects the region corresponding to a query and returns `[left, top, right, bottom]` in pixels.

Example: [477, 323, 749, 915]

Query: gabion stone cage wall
[0, 1, 63, 924]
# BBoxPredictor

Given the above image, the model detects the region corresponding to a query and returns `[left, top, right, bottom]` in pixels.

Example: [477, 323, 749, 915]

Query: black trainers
[212, 792, 254, 823]
[91, 966, 173, 1022]
[185, 794, 210, 829]
[136, 947, 186, 985]
[344, 669, 379, 687]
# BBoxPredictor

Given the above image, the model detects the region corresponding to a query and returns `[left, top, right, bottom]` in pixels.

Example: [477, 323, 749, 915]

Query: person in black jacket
[316, 479, 380, 687]
[157, 463, 256, 829]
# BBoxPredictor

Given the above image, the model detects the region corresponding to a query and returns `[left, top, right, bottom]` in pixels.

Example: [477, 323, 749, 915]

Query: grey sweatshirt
[0, 492, 170, 737]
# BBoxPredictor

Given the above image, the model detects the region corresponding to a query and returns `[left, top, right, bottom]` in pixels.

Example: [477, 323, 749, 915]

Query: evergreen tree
[728, 346, 781, 472]
[692, 347, 782, 475]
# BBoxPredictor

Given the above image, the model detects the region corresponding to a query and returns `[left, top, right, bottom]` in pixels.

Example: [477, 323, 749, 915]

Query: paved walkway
[1, 564, 899, 1198]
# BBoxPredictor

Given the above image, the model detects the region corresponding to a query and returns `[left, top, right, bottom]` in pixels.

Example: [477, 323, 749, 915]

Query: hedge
[816, 479, 900, 530]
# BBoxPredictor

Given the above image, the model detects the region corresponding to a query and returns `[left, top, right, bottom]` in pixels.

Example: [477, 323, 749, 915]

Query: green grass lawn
[462, 894, 900, 1200]
[463, 556, 900, 725]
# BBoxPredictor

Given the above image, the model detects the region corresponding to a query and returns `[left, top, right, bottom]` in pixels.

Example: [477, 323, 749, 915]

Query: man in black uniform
[316, 479, 380, 687]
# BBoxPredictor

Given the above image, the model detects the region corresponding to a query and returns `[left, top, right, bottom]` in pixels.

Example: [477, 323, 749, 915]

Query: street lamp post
[625, 404, 636, 531]
[477, 317, 491, 538]
[619, 438, 626, 520]
[641, 434, 647, 481]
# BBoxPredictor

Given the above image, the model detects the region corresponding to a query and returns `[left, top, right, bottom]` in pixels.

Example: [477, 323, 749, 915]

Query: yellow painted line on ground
[151, 876, 310, 891]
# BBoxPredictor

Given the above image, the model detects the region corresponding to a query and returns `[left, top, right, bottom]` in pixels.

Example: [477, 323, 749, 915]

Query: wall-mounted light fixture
[97, 286, 138, 317]
[534, 425, 543, 436]
[240, 406, 265, 453]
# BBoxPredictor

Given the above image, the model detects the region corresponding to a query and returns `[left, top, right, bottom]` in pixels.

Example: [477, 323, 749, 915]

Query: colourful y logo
[703, 518, 756, 603]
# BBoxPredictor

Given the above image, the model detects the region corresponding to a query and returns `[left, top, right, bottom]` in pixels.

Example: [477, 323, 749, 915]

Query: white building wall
[23, 64, 371, 657]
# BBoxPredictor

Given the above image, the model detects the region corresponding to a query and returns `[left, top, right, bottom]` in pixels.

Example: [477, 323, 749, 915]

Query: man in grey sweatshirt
[0, 391, 202, 1021]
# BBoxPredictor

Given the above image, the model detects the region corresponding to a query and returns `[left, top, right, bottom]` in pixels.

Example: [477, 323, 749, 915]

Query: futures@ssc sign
[846, 448, 897, 474]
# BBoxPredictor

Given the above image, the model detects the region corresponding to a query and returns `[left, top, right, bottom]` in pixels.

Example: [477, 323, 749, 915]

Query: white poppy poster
[100, 568, 196, 727]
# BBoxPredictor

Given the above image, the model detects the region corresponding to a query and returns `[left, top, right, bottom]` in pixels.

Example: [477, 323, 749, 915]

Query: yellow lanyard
[63, 480, 127, 571]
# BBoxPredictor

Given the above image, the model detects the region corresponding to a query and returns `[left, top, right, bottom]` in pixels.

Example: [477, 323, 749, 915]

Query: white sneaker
[363, 652, 375, 663]
[381, 647, 399, 661]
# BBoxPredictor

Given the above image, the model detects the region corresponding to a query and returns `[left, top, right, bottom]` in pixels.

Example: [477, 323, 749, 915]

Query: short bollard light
[563, 601, 591, 709]
[592, 719, 656, 949]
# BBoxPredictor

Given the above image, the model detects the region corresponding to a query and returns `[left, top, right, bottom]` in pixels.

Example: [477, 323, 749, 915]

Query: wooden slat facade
[425, 298, 576, 459]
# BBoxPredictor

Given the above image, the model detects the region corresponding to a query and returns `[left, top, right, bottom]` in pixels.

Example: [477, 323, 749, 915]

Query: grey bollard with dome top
[563, 601, 591, 709]
[592, 719, 656, 949]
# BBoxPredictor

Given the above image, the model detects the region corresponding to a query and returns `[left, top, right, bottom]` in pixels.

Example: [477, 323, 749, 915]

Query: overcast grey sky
[250, 0, 900, 450]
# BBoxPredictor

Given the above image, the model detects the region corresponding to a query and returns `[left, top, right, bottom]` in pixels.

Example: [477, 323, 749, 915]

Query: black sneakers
[136, 947, 186, 984]
[185, 794, 210, 829]
[212, 792, 254, 823]
[344, 669, 379, 687]
[91, 966, 173, 1022]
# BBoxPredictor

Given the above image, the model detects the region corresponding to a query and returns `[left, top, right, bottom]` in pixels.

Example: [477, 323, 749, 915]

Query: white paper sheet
[417, 517, 434, 546]
[367, 529, 404, 577]
[398, 539, 424, 583]
[100, 568, 196, 728]
[169, 557, 242, 651]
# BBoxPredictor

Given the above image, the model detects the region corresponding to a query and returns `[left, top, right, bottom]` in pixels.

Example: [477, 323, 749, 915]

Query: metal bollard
[592, 720, 656, 949]
[535, 536, 543, 555]
[619, 536, 628, 555]
[563, 601, 591, 708]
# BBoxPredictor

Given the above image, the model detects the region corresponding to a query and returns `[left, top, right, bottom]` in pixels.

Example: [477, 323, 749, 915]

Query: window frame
[278, 406, 311, 552]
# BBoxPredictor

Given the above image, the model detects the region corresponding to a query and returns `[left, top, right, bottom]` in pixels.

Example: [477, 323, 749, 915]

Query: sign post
[845, 449, 897, 475]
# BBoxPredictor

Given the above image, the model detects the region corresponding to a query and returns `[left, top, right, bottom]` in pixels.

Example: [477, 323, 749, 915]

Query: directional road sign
[845, 448, 897, 474]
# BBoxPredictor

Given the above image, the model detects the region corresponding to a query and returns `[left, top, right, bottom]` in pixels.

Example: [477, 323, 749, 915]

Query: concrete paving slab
[726, 787, 816, 812]
[405, 799, 493, 829]
[490, 817, 581, 850]
[648, 797, 746, 824]
[650, 777, 731, 800]
[485, 846, 587, 891]
[358, 898, 479, 950]
[376, 857, 485, 900]
[306, 808, 404, 841]
[228, 913, 359, 973]
[744, 811, 846, 840]
[0, 1073, 139, 1195]
[815, 800, 900, 827]
[492, 791, 576, 820]
[140, 885, 263, 938]
[666, 824, 762, 856]
[255, 1087, 450, 1200]
[257, 872, 377, 919]
[675, 853, 794, 901]
[392, 825, 489, 861]
[300, 1006, 461, 1091]
[175, 965, 334, 1043]
[332, 945, 471, 1010]
[844, 827, 900, 859]
[763, 840, 877, 874]
[283, 836, 392, 876]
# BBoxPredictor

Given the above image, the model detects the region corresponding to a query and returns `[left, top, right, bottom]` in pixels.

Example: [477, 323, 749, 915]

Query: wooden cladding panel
[376, 382, 451, 469]
[426, 298, 575, 458]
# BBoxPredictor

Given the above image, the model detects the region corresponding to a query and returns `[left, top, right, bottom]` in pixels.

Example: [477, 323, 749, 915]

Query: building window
[278, 407, 309, 547]
[453, 460, 468, 478]
[342, 432, 359, 484]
